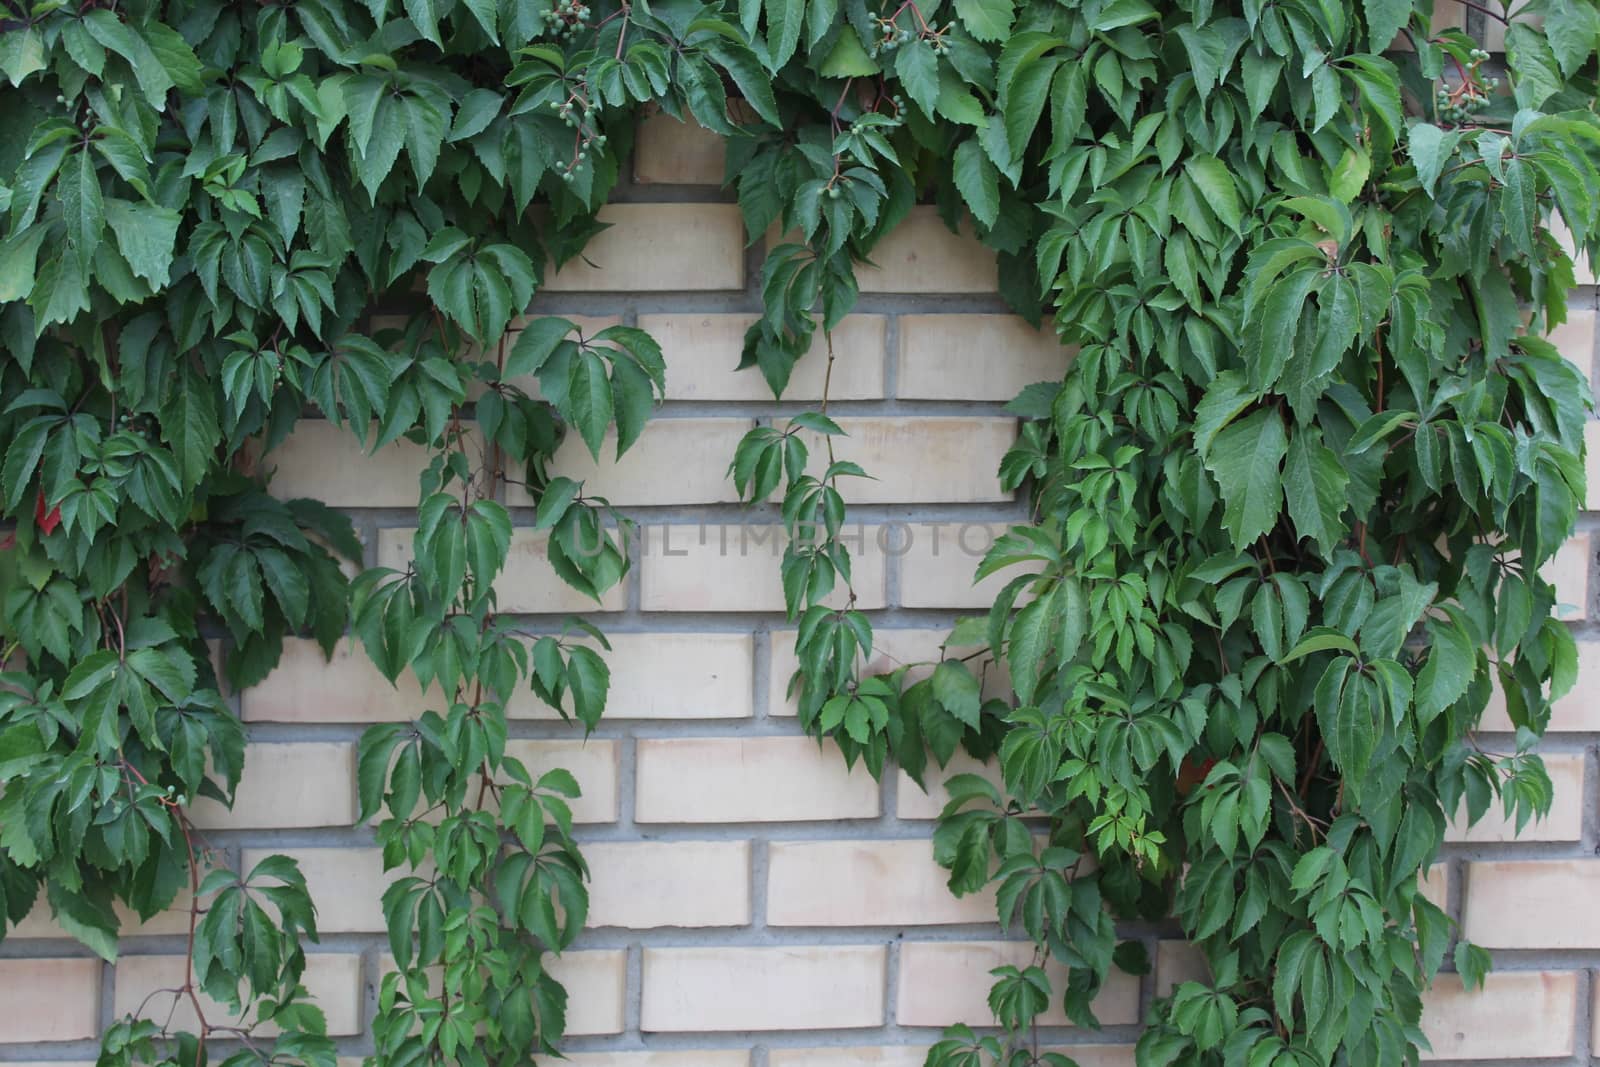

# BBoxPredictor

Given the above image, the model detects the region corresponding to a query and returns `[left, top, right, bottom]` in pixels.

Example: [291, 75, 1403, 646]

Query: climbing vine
[1, 0, 1597, 1065]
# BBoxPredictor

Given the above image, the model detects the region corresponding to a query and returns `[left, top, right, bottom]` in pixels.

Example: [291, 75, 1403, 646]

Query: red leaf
[35, 491, 61, 535]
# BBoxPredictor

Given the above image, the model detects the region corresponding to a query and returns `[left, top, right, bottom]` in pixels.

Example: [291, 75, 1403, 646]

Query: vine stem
[1454, 0, 1509, 22]
[178, 811, 210, 1067]
[613, 0, 630, 59]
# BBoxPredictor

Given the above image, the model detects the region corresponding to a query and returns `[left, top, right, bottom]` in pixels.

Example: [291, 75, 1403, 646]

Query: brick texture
[0, 959, 101, 1042]
[586, 840, 751, 928]
[896, 941, 1140, 1027]
[1419, 971, 1578, 1060]
[898, 315, 1071, 400]
[189, 741, 357, 829]
[17, 119, 1600, 1067]
[767, 839, 996, 926]
[635, 737, 879, 822]
[850, 206, 996, 292]
[783, 416, 1015, 504]
[544, 204, 744, 291]
[640, 524, 888, 611]
[639, 313, 886, 400]
[1463, 861, 1600, 947]
[640, 946, 887, 1031]
[508, 417, 753, 506]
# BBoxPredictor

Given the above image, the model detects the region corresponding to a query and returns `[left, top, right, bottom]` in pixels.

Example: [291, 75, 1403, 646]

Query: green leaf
[818, 26, 880, 77]
[932, 660, 981, 730]
[0, 28, 46, 86]
[895, 41, 940, 116]
[1281, 429, 1349, 553]
[61, 149, 104, 273]
[765, 0, 804, 68]
[567, 351, 613, 460]
[1184, 155, 1242, 233]
[954, 0, 1014, 42]
[48, 882, 119, 963]
[104, 199, 181, 286]
[1363, 0, 1410, 52]
[505, 317, 574, 379]
[1205, 409, 1288, 550]
[161, 370, 220, 490]
[1283, 628, 1361, 662]
[1414, 617, 1474, 724]
[566, 645, 610, 730]
[952, 139, 1000, 228]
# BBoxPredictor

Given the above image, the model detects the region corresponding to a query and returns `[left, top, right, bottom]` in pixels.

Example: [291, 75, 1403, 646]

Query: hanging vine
[2, 0, 1597, 1065]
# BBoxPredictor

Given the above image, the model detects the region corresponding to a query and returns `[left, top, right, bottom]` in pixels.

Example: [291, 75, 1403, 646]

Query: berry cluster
[547, 95, 608, 182]
[1436, 47, 1501, 125]
[541, 0, 591, 39]
[869, 14, 952, 56]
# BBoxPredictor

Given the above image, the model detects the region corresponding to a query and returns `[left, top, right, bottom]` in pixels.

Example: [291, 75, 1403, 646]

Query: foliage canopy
[2, 0, 1597, 1063]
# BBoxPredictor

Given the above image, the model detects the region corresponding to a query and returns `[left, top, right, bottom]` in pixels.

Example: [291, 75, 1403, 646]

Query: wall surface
[6, 46, 1600, 1067]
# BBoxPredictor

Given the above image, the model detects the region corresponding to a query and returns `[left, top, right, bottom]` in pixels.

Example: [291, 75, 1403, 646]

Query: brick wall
[4, 94, 1600, 1065]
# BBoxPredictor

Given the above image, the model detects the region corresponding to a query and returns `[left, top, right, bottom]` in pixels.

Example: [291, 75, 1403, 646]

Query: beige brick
[1588, 421, 1600, 506]
[0, 958, 101, 1042]
[377, 527, 626, 614]
[1542, 533, 1591, 620]
[1550, 307, 1594, 395]
[1446, 752, 1585, 842]
[1479, 638, 1600, 732]
[1420, 970, 1576, 1060]
[565, 1055, 748, 1067]
[549, 950, 628, 1035]
[508, 631, 754, 720]
[770, 1049, 1135, 1067]
[898, 315, 1071, 400]
[544, 204, 744, 291]
[771, 626, 1006, 717]
[504, 739, 620, 823]
[896, 941, 1140, 1027]
[782, 417, 1014, 504]
[189, 742, 356, 829]
[1463, 861, 1600, 947]
[634, 111, 725, 184]
[113, 953, 363, 1035]
[243, 637, 432, 723]
[265, 420, 436, 507]
[1481, 7, 1543, 50]
[768, 839, 995, 926]
[240, 848, 402, 933]
[852, 207, 996, 293]
[635, 737, 880, 822]
[14, 878, 200, 939]
[639, 313, 886, 401]
[586, 840, 750, 928]
[898, 522, 1018, 608]
[640, 945, 887, 1031]
[1422, 863, 1450, 913]
[896, 750, 1007, 820]
[1154, 940, 1210, 997]
[508, 417, 752, 507]
[639, 524, 887, 612]
[771, 1049, 931, 1067]
[1593, 978, 1599, 1054]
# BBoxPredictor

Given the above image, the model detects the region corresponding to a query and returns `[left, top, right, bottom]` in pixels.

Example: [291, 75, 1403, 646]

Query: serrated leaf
[952, 138, 1000, 228]
[1205, 408, 1288, 550]
[954, 0, 1014, 41]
